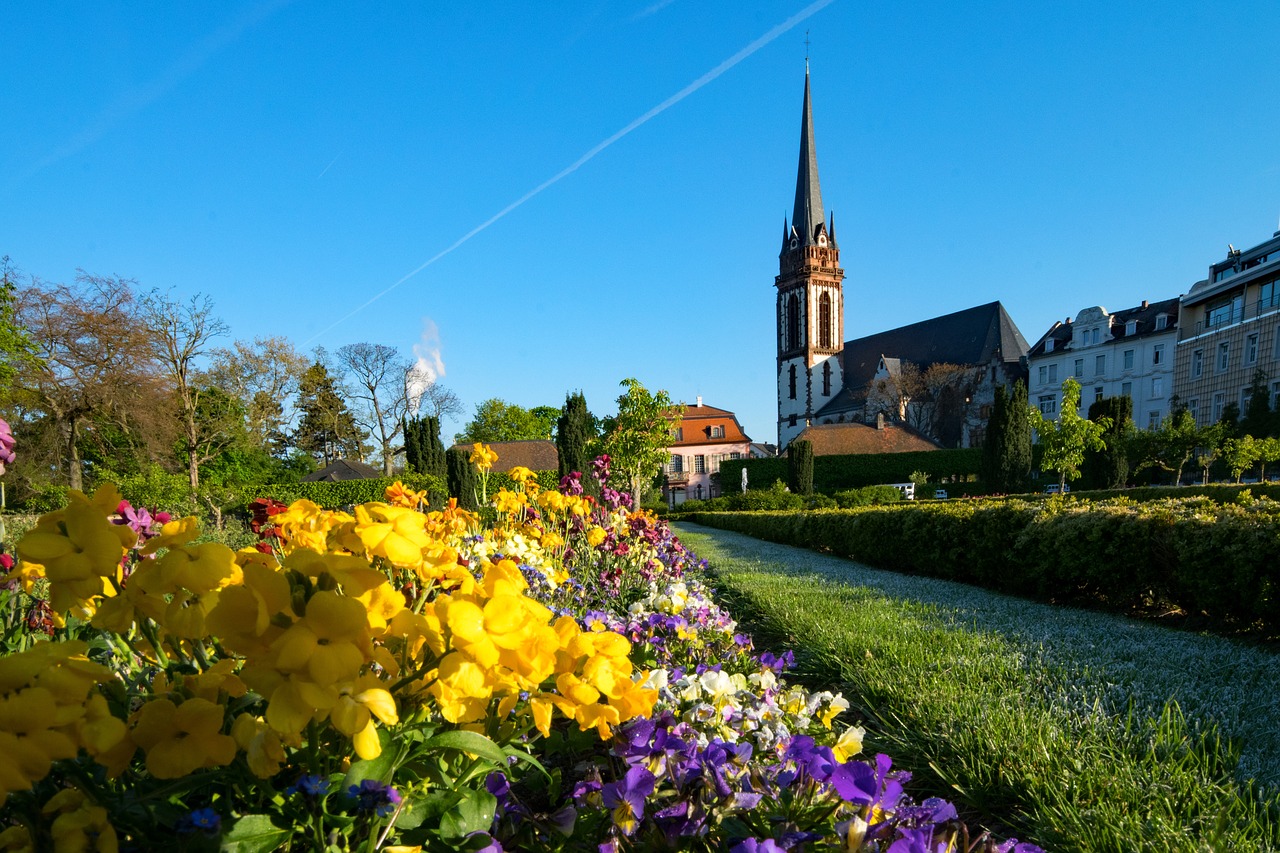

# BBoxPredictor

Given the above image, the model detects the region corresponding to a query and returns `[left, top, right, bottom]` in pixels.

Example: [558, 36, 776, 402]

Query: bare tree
[140, 290, 230, 490]
[415, 380, 464, 422]
[16, 274, 166, 490]
[335, 343, 427, 475]
[207, 335, 309, 452]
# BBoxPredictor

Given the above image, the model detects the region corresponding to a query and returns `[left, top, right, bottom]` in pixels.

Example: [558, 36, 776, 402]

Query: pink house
[662, 398, 753, 505]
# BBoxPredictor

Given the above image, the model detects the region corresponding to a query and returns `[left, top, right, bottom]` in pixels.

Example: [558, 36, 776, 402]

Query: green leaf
[220, 814, 294, 853]
[342, 728, 398, 788]
[421, 729, 507, 765]
[437, 788, 498, 839]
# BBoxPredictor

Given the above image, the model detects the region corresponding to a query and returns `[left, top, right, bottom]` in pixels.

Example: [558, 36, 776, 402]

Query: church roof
[826, 301, 1031, 410]
[794, 422, 941, 455]
[788, 68, 828, 249]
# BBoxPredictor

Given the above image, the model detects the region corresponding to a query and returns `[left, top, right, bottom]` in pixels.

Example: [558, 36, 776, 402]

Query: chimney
[1065, 317, 1071, 324]
[876, 412, 886, 430]
[1141, 300, 1149, 309]
[696, 396, 703, 407]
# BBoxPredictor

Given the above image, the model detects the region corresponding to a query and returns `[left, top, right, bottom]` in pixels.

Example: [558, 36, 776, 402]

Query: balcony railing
[1180, 296, 1280, 341]
[665, 471, 690, 484]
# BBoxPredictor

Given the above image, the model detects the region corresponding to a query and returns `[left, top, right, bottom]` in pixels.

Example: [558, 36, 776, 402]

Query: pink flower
[0, 418, 15, 474]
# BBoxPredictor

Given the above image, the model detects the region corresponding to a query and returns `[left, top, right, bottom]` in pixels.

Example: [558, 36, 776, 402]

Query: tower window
[822, 361, 832, 395]
[785, 295, 800, 352]
[819, 291, 832, 348]
[789, 365, 797, 400]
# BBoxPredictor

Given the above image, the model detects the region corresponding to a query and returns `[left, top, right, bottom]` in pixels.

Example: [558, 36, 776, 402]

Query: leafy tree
[788, 440, 814, 495]
[1257, 436, 1280, 481]
[293, 361, 368, 466]
[207, 335, 309, 453]
[1196, 422, 1228, 485]
[0, 256, 40, 400]
[556, 392, 596, 481]
[601, 378, 683, 507]
[1134, 408, 1199, 485]
[1029, 378, 1109, 492]
[336, 343, 428, 476]
[1223, 435, 1260, 483]
[981, 382, 1032, 493]
[1082, 395, 1133, 489]
[445, 445, 479, 510]
[1240, 369, 1273, 439]
[455, 399, 552, 444]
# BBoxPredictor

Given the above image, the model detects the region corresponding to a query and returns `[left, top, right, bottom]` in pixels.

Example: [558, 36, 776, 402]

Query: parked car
[933, 488, 948, 500]
[1044, 484, 1071, 494]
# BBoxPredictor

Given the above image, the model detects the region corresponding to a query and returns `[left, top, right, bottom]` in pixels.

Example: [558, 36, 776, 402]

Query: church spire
[790, 67, 826, 248]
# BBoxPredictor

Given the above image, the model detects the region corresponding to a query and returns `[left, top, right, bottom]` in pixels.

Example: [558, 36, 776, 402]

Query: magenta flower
[0, 418, 14, 474]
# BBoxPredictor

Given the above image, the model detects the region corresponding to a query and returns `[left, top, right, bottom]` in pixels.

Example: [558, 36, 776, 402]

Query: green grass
[675, 522, 1280, 853]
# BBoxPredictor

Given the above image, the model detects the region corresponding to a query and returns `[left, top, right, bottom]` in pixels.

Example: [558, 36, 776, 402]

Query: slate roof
[794, 422, 941, 456]
[302, 458, 382, 482]
[828, 301, 1030, 411]
[789, 69, 828, 249]
[1026, 297, 1180, 358]
[451, 440, 559, 473]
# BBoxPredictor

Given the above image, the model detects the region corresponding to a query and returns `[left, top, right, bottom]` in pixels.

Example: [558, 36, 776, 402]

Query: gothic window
[788, 365, 797, 400]
[818, 291, 832, 348]
[785, 295, 800, 352]
[822, 361, 831, 395]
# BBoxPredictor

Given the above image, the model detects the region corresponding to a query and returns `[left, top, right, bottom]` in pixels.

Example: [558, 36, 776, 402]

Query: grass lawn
[675, 522, 1280, 853]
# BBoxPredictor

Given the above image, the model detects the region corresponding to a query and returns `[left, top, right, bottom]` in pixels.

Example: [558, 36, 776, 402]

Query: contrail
[304, 0, 838, 345]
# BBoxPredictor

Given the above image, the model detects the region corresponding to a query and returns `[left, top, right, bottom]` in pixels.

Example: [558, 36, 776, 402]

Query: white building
[1027, 298, 1180, 429]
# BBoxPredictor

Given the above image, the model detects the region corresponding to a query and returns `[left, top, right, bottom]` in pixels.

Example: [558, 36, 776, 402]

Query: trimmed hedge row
[681, 496, 1280, 632]
[720, 448, 983, 494]
[253, 473, 448, 508]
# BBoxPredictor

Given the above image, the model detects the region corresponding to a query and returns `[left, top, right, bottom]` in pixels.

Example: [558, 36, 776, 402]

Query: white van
[890, 483, 916, 500]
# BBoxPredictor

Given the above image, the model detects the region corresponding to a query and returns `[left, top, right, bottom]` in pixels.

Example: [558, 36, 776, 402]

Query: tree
[1082, 395, 1133, 489]
[981, 382, 1032, 493]
[1196, 422, 1228, 485]
[1257, 436, 1280, 481]
[556, 392, 596, 481]
[455, 399, 552, 444]
[403, 415, 446, 479]
[1136, 408, 1199, 486]
[445, 446, 479, 510]
[293, 361, 368, 465]
[1222, 435, 1260, 483]
[0, 257, 40, 400]
[788, 440, 814, 495]
[140, 290, 230, 490]
[1029, 378, 1109, 492]
[1240, 369, 1273, 439]
[414, 380, 464, 422]
[335, 343, 428, 476]
[15, 274, 167, 490]
[601, 378, 683, 508]
[207, 335, 309, 453]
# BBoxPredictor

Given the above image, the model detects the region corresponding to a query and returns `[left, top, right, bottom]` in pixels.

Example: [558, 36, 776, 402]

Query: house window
[1038, 395, 1057, 416]
[1241, 387, 1252, 414]
[1271, 382, 1280, 411]
[1147, 411, 1160, 429]
[822, 361, 832, 395]
[669, 454, 683, 472]
[1126, 319, 1137, 335]
[1123, 350, 1134, 370]
[979, 404, 992, 419]
[710, 425, 724, 438]
[1094, 355, 1105, 376]
[672, 427, 683, 441]
[1094, 386, 1104, 403]
[1261, 280, 1279, 311]
[1155, 314, 1168, 330]
[789, 365, 797, 399]
[1152, 344, 1164, 365]
[1044, 338, 1055, 353]
[1218, 342, 1230, 373]
[694, 455, 706, 474]
[1048, 364, 1058, 383]
[1038, 366, 1048, 385]
[818, 291, 833, 348]
[1188, 398, 1199, 425]
[1246, 333, 1259, 365]
[1073, 358, 1083, 378]
[1212, 392, 1226, 423]
[1191, 349, 1203, 378]
[1121, 381, 1132, 398]
[1152, 377, 1164, 398]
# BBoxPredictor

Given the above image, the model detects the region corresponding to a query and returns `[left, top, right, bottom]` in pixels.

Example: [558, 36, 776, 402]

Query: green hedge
[721, 448, 983, 494]
[252, 474, 447, 509]
[681, 496, 1280, 632]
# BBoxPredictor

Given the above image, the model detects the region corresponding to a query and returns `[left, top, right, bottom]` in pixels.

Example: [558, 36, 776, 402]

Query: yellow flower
[586, 527, 607, 547]
[329, 675, 399, 759]
[832, 725, 866, 763]
[231, 714, 288, 778]
[469, 443, 498, 472]
[138, 515, 200, 556]
[385, 481, 428, 509]
[352, 504, 433, 568]
[0, 687, 79, 799]
[129, 697, 236, 779]
[17, 488, 135, 614]
[268, 590, 373, 687]
[0, 825, 33, 853]
[43, 787, 119, 853]
[507, 466, 535, 485]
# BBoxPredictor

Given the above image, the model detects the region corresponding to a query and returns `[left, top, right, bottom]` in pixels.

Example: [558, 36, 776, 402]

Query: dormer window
[710, 425, 725, 438]
[1044, 338, 1054, 353]
[1125, 320, 1137, 336]
[1154, 314, 1168, 330]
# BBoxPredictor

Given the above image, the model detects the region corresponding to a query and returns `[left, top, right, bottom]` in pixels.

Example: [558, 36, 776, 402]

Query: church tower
[777, 66, 844, 448]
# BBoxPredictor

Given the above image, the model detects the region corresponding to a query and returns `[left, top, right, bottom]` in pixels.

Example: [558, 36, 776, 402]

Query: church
[775, 68, 1030, 450]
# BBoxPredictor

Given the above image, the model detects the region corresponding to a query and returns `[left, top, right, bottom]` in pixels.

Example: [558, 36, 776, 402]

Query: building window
[694, 455, 706, 474]
[710, 425, 724, 438]
[1246, 333, 1259, 365]
[1218, 342, 1230, 373]
[1148, 411, 1160, 430]
[1049, 364, 1058, 383]
[822, 361, 832, 395]
[1125, 320, 1137, 335]
[1261, 280, 1279, 311]
[1123, 350, 1134, 370]
[1271, 382, 1280, 411]
[1038, 395, 1057, 416]
[979, 404, 992, 419]
[789, 365, 797, 399]
[1073, 358, 1083, 378]
[1044, 338, 1054, 353]
[788, 414, 797, 427]
[672, 427, 683, 441]
[1152, 344, 1164, 366]
[1094, 386, 1104, 403]
[669, 454, 683, 472]
[1152, 377, 1164, 398]
[818, 291, 832, 348]
[1212, 392, 1226, 423]
[1241, 387, 1252, 415]
[1038, 366, 1047, 385]
[1155, 314, 1168, 330]
[1094, 354, 1105, 376]
[785, 294, 800, 351]
[1121, 381, 1132, 398]
[1191, 349, 1203, 378]
[1188, 398, 1199, 425]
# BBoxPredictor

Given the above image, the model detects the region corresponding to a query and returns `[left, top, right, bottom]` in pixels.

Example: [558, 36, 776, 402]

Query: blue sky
[4, 1, 1279, 446]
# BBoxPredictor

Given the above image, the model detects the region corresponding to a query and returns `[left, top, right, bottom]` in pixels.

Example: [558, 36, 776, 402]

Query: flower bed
[0, 449, 1041, 852]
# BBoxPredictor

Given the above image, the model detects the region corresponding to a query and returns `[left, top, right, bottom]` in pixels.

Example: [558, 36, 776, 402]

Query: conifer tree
[424, 416, 447, 480]
[788, 439, 814, 495]
[556, 392, 595, 481]
[982, 382, 1033, 493]
[1082, 395, 1132, 489]
[293, 362, 368, 466]
[446, 446, 478, 509]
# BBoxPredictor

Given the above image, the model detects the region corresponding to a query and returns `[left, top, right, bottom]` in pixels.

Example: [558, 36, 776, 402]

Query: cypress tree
[402, 417, 421, 473]
[981, 385, 1010, 488]
[987, 381, 1033, 493]
[556, 392, 595, 481]
[788, 440, 814, 495]
[446, 446, 478, 509]
[425, 416, 447, 479]
[1082, 395, 1132, 489]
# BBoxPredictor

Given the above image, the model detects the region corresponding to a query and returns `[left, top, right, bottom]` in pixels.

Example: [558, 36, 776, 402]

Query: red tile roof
[794, 422, 941, 455]
[451, 440, 559, 472]
[666, 403, 753, 447]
